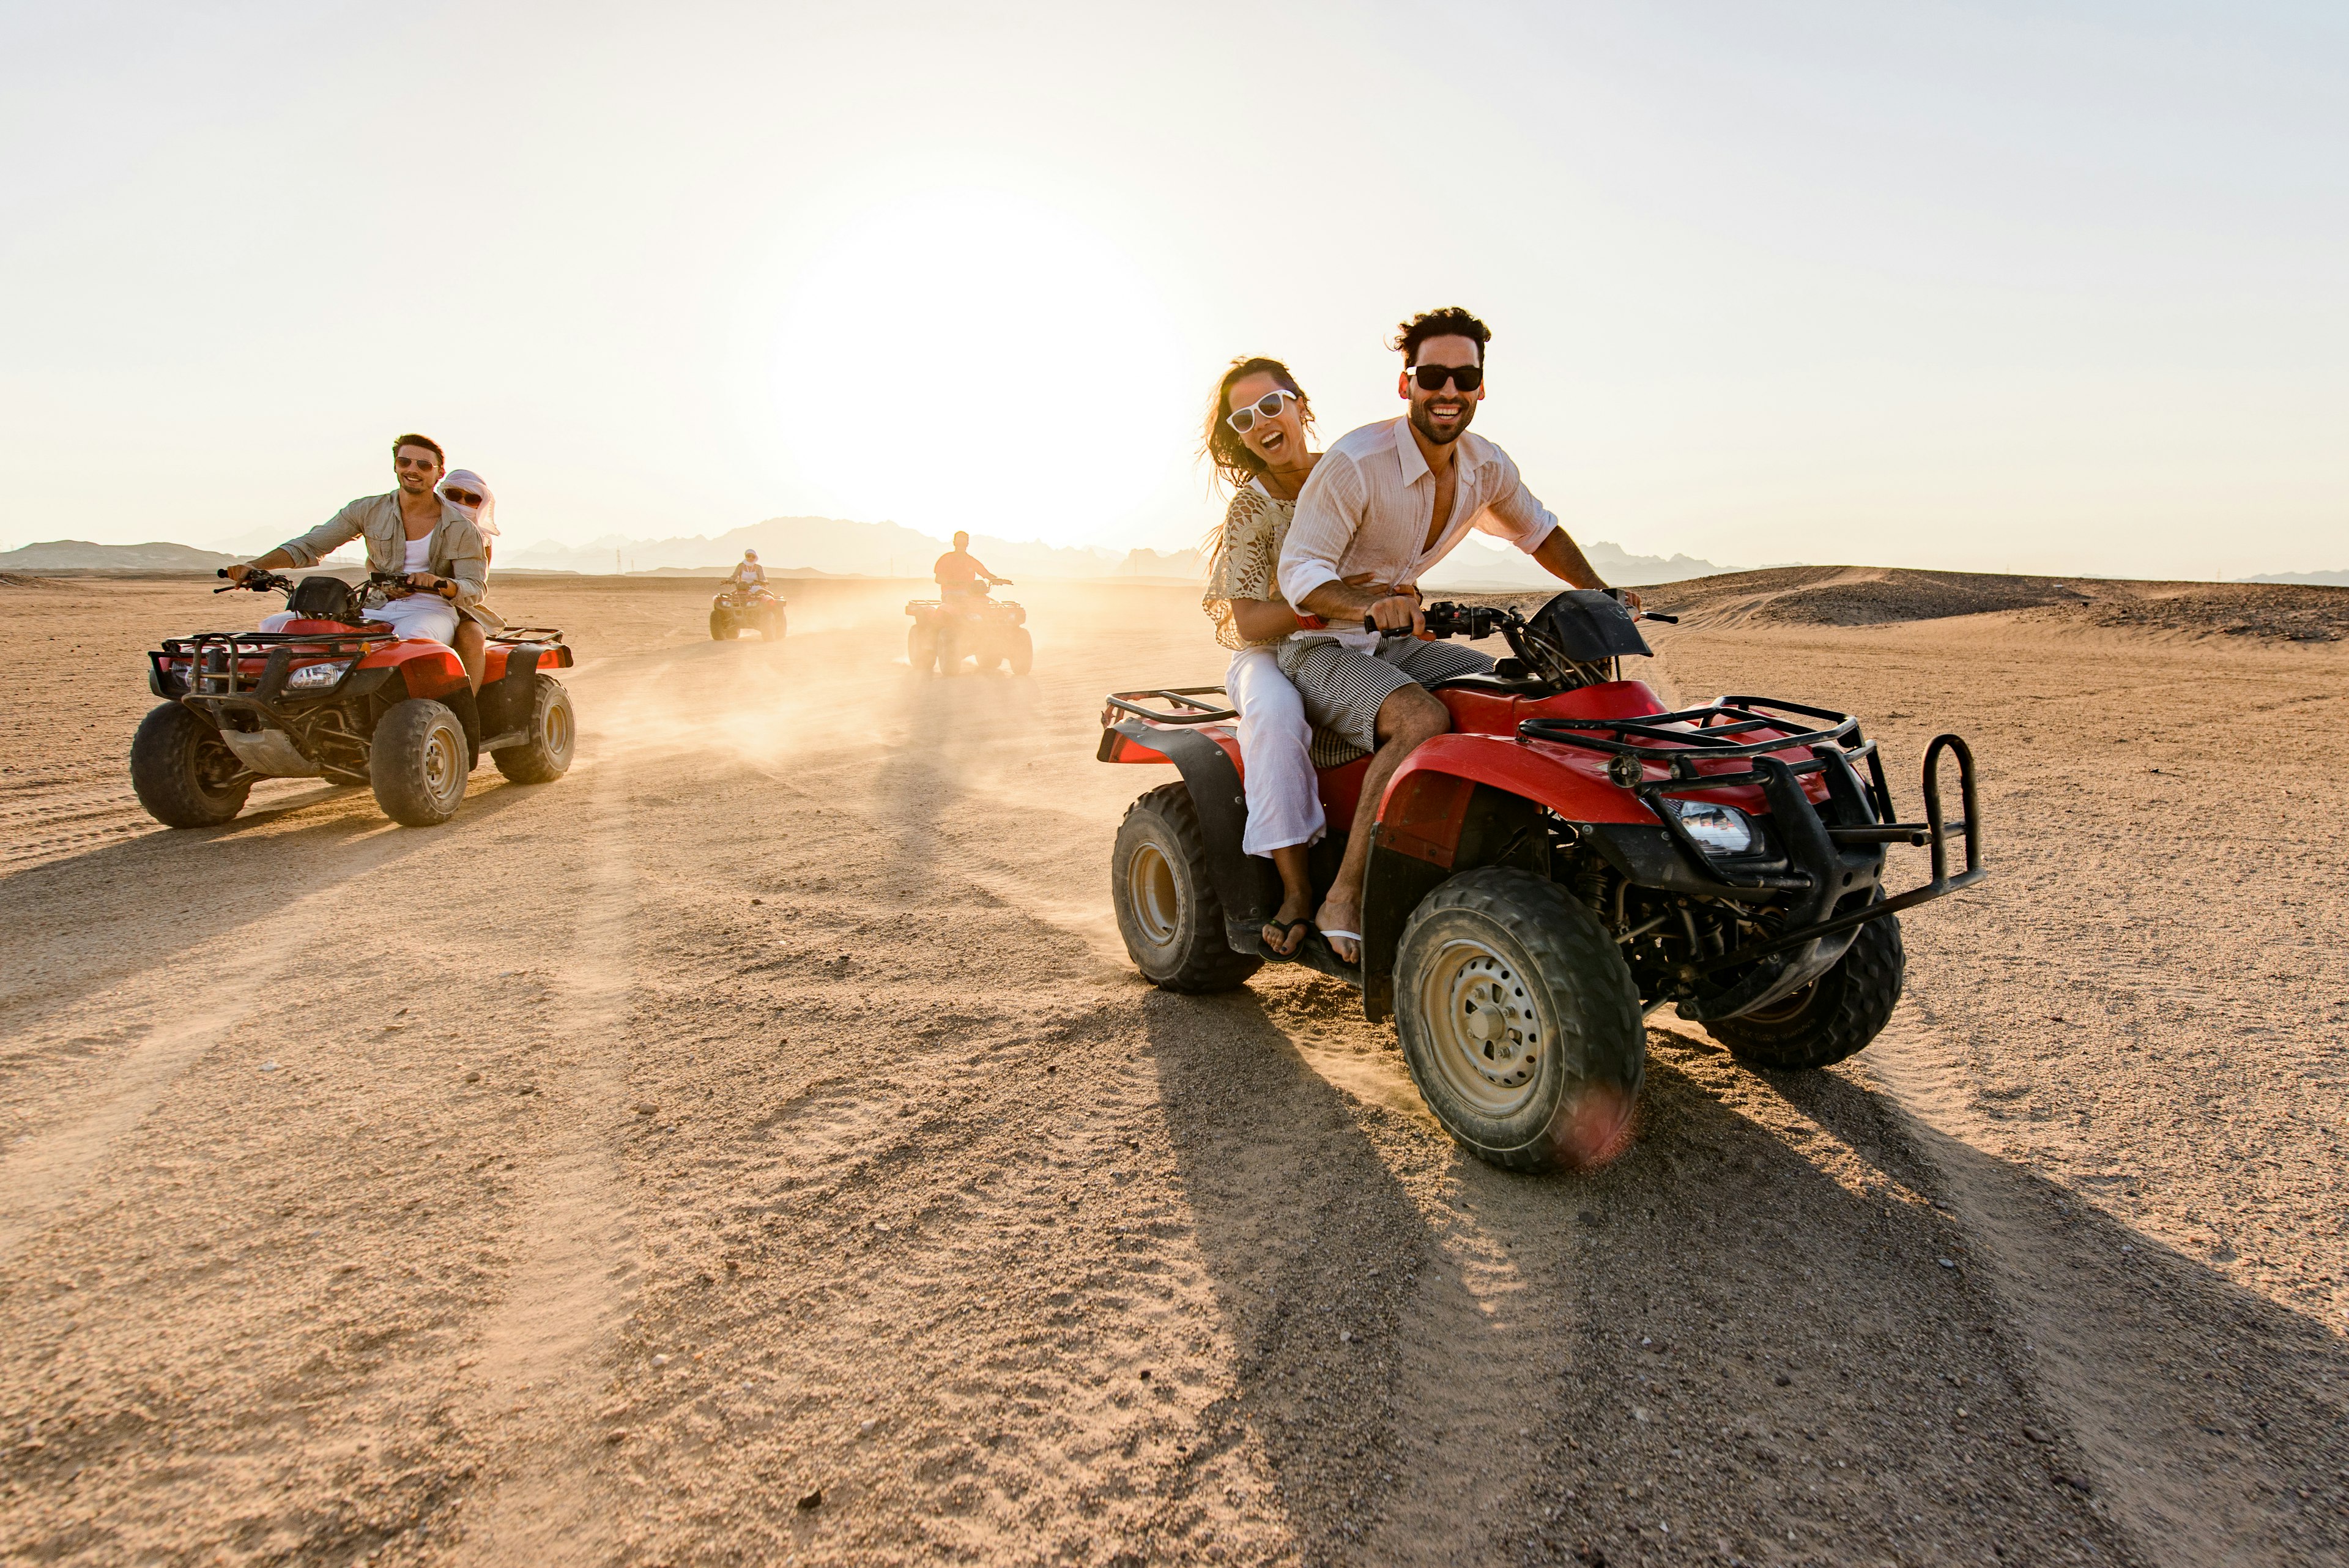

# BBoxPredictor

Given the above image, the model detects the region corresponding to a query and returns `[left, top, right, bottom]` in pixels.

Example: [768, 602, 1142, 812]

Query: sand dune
[1639, 563, 2349, 642]
[0, 571, 2342, 1566]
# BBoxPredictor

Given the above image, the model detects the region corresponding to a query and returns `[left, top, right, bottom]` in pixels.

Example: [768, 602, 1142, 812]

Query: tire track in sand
[0, 997, 251, 1262]
[453, 738, 642, 1566]
[1872, 999, 2349, 1567]
[0, 826, 420, 1264]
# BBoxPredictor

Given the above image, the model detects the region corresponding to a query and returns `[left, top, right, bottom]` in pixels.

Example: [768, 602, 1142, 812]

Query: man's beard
[1408, 398, 1474, 447]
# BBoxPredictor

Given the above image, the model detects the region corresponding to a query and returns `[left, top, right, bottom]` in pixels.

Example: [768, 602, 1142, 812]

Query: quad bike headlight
[1670, 798, 1758, 855]
[285, 659, 352, 691]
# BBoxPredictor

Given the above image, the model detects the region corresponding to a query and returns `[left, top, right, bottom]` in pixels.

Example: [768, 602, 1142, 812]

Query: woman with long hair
[1201, 356, 1325, 957]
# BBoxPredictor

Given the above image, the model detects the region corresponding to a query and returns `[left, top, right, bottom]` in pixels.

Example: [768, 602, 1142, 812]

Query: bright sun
[771, 190, 1190, 547]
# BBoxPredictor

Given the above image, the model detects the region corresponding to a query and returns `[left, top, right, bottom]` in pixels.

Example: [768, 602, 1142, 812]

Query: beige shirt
[1277, 417, 1560, 622]
[276, 491, 500, 630]
[1201, 482, 1297, 651]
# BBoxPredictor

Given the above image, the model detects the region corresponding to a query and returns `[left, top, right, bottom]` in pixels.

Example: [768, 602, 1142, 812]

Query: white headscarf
[436, 469, 498, 536]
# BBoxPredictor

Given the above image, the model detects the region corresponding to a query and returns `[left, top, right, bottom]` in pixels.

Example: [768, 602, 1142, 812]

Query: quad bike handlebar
[215, 568, 294, 595]
[1359, 592, 1677, 637]
[366, 570, 458, 600]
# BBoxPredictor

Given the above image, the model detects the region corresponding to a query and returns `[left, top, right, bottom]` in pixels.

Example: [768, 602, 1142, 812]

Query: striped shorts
[1275, 636, 1496, 763]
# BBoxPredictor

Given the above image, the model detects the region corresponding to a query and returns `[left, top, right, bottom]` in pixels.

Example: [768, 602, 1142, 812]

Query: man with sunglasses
[226, 434, 499, 688]
[1275, 307, 1631, 962]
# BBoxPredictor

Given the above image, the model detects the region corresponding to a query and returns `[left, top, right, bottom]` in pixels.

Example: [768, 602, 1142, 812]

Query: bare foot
[1261, 888, 1315, 957]
[1315, 896, 1363, 964]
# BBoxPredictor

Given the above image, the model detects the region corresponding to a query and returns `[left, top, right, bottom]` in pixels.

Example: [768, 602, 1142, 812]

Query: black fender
[476, 644, 545, 737]
[1110, 721, 1276, 948]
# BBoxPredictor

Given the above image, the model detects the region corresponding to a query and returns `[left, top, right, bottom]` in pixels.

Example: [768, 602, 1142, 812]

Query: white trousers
[258, 598, 460, 643]
[367, 595, 462, 645]
[1228, 645, 1324, 857]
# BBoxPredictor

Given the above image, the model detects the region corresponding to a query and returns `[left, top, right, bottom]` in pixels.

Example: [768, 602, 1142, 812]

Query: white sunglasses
[1225, 388, 1300, 436]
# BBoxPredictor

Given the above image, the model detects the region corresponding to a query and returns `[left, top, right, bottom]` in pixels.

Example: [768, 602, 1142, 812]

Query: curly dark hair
[1201, 356, 1313, 491]
[1391, 307, 1491, 367]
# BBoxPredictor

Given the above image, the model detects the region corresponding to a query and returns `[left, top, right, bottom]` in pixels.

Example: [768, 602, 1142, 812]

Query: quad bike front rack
[1521, 696, 1983, 972]
[154, 628, 397, 699]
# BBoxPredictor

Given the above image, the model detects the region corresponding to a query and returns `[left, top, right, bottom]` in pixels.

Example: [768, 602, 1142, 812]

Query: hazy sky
[3, 1, 2343, 576]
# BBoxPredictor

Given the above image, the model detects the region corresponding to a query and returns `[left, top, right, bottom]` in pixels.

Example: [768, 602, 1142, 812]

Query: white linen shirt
[1277, 417, 1561, 636]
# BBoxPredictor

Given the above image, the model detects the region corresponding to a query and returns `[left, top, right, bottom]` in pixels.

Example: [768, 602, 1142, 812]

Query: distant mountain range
[8, 518, 1716, 585]
[2247, 568, 2349, 587]
[0, 527, 1713, 586]
[0, 540, 244, 571]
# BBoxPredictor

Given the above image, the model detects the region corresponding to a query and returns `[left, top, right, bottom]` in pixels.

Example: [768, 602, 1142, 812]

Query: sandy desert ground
[1, 568, 2345, 1568]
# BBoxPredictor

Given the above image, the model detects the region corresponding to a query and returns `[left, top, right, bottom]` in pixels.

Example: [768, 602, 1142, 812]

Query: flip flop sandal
[1315, 927, 1365, 968]
[1260, 916, 1315, 962]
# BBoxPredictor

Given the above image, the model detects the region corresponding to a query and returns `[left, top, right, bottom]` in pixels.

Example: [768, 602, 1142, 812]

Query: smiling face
[1399, 333, 1485, 447]
[393, 444, 445, 497]
[1226, 371, 1307, 470]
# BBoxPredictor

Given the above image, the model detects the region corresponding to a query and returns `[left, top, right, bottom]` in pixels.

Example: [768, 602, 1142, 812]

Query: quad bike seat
[286, 574, 365, 624]
[1423, 669, 1553, 698]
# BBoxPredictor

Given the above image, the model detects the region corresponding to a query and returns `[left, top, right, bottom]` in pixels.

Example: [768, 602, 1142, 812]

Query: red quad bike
[1100, 590, 1984, 1173]
[130, 571, 578, 830]
[710, 583, 787, 641]
[906, 583, 1032, 675]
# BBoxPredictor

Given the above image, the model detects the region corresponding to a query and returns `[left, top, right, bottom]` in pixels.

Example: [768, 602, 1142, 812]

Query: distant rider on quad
[225, 433, 501, 691]
[1278, 308, 1635, 962]
[934, 532, 1003, 607]
[729, 550, 767, 589]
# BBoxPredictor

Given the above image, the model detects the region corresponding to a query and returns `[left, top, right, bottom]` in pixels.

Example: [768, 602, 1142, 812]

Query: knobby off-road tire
[1395, 868, 1644, 1173]
[130, 702, 253, 828]
[1705, 911, 1904, 1070]
[371, 698, 469, 827]
[710, 609, 737, 641]
[1111, 782, 1262, 993]
[936, 620, 968, 675]
[1006, 626, 1034, 675]
[761, 608, 786, 641]
[907, 624, 938, 673]
[491, 675, 576, 785]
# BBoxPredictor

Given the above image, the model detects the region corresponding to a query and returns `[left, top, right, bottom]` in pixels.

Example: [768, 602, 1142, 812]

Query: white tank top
[403, 537, 431, 573]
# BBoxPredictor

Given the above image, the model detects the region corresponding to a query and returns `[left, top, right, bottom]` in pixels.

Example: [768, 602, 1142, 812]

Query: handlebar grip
[1643, 612, 1680, 624]
[1362, 614, 1378, 634]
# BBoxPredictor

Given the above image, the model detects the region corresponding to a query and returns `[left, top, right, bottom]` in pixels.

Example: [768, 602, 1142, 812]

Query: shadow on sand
[1135, 984, 2344, 1566]
[0, 775, 549, 1018]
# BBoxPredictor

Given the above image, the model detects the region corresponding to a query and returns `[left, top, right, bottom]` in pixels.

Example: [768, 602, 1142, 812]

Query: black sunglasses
[443, 489, 483, 506]
[1408, 362, 1483, 393]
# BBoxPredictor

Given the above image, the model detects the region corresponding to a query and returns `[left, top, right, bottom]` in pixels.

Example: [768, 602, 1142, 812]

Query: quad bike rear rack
[1102, 687, 1238, 725]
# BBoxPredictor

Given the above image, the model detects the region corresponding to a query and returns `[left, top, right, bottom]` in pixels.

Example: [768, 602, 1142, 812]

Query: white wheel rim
[1417, 935, 1545, 1117]
[424, 726, 460, 803]
[1126, 841, 1179, 949]
[544, 699, 573, 760]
